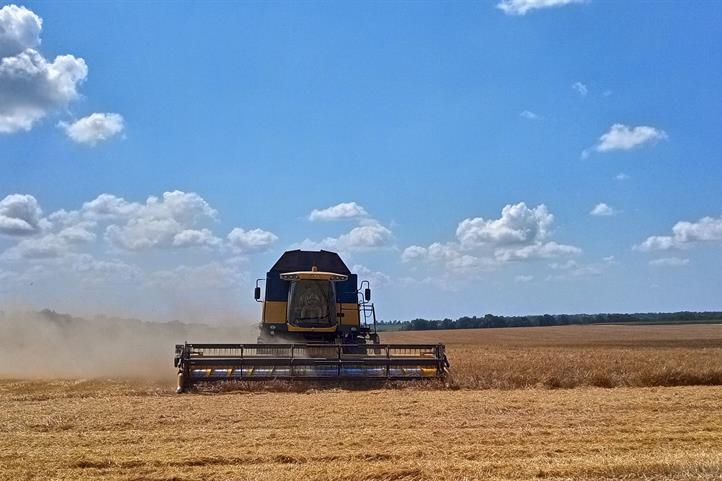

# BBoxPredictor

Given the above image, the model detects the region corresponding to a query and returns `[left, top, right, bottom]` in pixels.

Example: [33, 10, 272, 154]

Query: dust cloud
[0, 309, 258, 381]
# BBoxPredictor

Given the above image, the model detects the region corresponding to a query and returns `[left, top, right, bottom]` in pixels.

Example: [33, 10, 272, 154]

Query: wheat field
[2, 324, 722, 480]
[383, 324, 722, 389]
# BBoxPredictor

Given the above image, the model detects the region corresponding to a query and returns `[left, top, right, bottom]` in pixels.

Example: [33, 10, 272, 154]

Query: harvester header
[174, 250, 449, 392]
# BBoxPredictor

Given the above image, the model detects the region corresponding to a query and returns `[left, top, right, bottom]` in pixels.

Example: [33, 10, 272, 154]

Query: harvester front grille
[174, 343, 448, 391]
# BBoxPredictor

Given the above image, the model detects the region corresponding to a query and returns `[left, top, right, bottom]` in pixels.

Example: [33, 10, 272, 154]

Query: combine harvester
[174, 250, 449, 392]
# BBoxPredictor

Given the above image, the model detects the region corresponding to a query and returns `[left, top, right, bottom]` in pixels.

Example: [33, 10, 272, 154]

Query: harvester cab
[174, 250, 449, 392]
[255, 250, 378, 345]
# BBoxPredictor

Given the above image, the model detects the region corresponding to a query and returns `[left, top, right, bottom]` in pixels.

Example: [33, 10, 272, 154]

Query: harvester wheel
[176, 371, 187, 394]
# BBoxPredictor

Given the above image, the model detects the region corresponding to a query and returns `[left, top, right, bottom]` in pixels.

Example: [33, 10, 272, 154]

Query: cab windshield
[287, 280, 336, 327]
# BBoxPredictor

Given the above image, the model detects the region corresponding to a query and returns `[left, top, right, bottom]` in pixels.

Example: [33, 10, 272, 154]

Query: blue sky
[1, 1, 722, 322]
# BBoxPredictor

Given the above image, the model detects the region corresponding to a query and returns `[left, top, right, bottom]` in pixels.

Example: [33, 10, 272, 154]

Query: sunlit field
[383, 323, 722, 389]
[3, 324, 721, 481]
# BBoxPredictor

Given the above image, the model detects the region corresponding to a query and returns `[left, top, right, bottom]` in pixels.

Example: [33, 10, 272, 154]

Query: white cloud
[227, 227, 278, 253]
[402, 202, 580, 279]
[81, 193, 139, 220]
[337, 223, 392, 249]
[649, 257, 689, 267]
[515, 274, 534, 283]
[0, 5, 88, 134]
[3, 190, 274, 256]
[352, 264, 390, 288]
[520, 110, 540, 120]
[572, 81, 588, 97]
[2, 233, 69, 259]
[58, 222, 96, 244]
[0, 4, 42, 58]
[401, 245, 428, 263]
[172, 228, 221, 248]
[636, 235, 676, 252]
[59, 112, 124, 146]
[296, 221, 393, 253]
[0, 193, 43, 236]
[456, 202, 553, 247]
[584, 124, 667, 158]
[495, 241, 580, 262]
[549, 259, 578, 270]
[590, 203, 617, 217]
[69, 253, 141, 285]
[615, 173, 630, 181]
[547, 256, 615, 281]
[104, 191, 218, 250]
[308, 202, 368, 221]
[497, 0, 585, 15]
[636, 215, 722, 251]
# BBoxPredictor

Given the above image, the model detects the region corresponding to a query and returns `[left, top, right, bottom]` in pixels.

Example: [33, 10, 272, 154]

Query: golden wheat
[0, 380, 720, 480]
[2, 324, 721, 480]
[383, 324, 722, 389]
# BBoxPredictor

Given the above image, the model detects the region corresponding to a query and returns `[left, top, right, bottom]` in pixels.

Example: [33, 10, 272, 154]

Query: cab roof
[269, 250, 351, 275]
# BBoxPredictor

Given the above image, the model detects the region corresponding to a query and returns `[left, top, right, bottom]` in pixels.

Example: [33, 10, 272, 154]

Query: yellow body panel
[262, 300, 287, 324]
[262, 301, 360, 328]
[339, 303, 360, 326]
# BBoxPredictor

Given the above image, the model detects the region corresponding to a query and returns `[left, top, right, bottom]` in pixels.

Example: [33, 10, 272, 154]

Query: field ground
[382, 324, 722, 389]
[1, 381, 720, 481]
[3, 324, 722, 480]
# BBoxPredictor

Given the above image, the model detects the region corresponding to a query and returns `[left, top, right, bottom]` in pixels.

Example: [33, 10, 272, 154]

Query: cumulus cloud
[104, 191, 218, 250]
[295, 221, 393, 254]
[81, 194, 139, 220]
[456, 202, 553, 247]
[571, 81, 588, 97]
[590, 203, 617, 217]
[172, 228, 221, 248]
[520, 110, 540, 120]
[649, 257, 689, 267]
[352, 264, 390, 288]
[0, 191, 279, 313]
[401, 245, 428, 263]
[2, 233, 69, 260]
[615, 173, 630, 181]
[0, 5, 88, 133]
[583, 124, 667, 158]
[308, 202, 368, 221]
[58, 222, 96, 244]
[227, 228, 278, 253]
[1, 190, 275, 257]
[636, 215, 722, 251]
[337, 223, 392, 249]
[59, 112, 124, 146]
[497, 0, 585, 15]
[0, 193, 43, 236]
[0, 4, 41, 58]
[402, 202, 580, 279]
[495, 241, 580, 262]
[298, 203, 392, 254]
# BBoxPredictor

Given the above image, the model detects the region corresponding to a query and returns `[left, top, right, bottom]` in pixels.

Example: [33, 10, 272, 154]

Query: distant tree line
[376, 311, 722, 331]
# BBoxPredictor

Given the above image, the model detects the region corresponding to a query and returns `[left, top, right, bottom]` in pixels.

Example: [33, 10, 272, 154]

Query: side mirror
[254, 286, 261, 301]
[364, 288, 371, 302]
